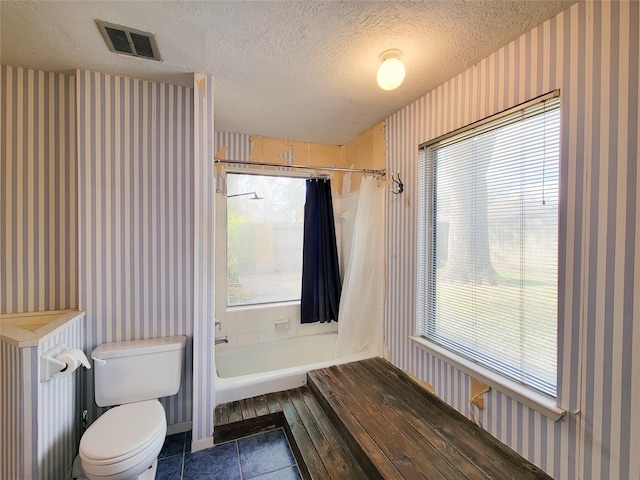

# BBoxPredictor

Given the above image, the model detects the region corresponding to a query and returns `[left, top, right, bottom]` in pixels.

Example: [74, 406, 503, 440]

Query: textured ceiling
[0, 1, 576, 145]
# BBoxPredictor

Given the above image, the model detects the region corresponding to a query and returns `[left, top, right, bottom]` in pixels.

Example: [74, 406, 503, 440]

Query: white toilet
[79, 336, 187, 480]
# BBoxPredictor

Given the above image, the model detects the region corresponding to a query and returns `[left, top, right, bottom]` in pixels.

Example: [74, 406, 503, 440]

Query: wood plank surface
[307, 358, 552, 480]
[337, 361, 474, 480]
[316, 367, 431, 479]
[215, 386, 370, 480]
[214, 403, 228, 427]
[277, 389, 330, 480]
[364, 358, 550, 479]
[227, 400, 243, 424]
[307, 368, 404, 479]
[239, 397, 256, 420]
[291, 387, 369, 480]
[254, 395, 271, 417]
[213, 357, 552, 480]
[265, 392, 283, 414]
[340, 361, 486, 479]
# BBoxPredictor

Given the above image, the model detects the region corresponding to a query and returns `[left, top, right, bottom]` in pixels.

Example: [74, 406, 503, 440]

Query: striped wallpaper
[215, 130, 253, 164]
[1, 314, 86, 480]
[213, 130, 252, 195]
[385, 1, 639, 479]
[0, 341, 37, 479]
[37, 313, 86, 480]
[1, 66, 85, 479]
[76, 70, 195, 427]
[192, 73, 217, 448]
[0, 65, 77, 314]
[3, 1, 638, 476]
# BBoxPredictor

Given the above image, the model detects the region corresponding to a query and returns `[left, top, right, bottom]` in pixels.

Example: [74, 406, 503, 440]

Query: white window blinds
[417, 94, 560, 397]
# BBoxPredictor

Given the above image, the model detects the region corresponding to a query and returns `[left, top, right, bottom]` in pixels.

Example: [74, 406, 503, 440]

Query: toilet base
[73, 455, 158, 480]
[139, 459, 158, 480]
[72, 454, 88, 480]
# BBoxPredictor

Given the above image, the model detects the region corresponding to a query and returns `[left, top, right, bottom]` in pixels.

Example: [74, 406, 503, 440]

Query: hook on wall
[391, 172, 404, 195]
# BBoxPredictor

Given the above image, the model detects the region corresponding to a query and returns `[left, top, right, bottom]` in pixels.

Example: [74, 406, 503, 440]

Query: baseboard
[191, 435, 214, 453]
[167, 421, 192, 436]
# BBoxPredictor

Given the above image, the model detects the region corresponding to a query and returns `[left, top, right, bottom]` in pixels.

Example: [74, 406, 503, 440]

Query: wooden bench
[215, 357, 552, 479]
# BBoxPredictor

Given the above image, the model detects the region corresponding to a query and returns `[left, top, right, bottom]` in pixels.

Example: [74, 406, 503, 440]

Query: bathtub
[215, 332, 377, 405]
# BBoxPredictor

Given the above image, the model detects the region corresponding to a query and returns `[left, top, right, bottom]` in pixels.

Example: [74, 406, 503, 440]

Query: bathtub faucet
[215, 336, 229, 345]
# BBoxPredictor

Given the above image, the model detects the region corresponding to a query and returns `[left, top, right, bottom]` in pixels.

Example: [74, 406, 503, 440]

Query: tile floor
[156, 428, 302, 480]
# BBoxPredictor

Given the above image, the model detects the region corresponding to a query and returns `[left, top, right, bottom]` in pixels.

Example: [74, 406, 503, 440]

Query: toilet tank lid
[92, 335, 186, 360]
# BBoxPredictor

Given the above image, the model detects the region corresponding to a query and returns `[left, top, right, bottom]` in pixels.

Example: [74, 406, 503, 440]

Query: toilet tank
[91, 336, 186, 407]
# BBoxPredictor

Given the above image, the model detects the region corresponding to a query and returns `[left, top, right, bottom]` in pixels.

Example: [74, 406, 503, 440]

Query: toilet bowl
[80, 400, 167, 480]
[78, 336, 186, 480]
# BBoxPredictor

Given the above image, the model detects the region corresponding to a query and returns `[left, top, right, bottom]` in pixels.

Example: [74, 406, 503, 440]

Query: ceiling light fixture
[376, 49, 405, 91]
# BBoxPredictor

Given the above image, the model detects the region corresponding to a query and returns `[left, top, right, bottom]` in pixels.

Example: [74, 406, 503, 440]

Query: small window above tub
[226, 173, 306, 307]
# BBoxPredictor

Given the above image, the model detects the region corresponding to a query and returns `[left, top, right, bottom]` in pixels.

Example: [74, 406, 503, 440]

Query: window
[226, 173, 307, 306]
[417, 93, 560, 397]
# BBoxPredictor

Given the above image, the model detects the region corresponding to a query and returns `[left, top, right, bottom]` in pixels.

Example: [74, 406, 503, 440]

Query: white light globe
[377, 57, 405, 91]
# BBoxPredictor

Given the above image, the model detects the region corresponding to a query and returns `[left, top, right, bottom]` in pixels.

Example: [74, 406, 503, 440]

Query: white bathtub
[215, 332, 377, 405]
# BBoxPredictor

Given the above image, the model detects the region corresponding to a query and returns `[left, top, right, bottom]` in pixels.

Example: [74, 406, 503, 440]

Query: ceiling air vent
[96, 20, 161, 61]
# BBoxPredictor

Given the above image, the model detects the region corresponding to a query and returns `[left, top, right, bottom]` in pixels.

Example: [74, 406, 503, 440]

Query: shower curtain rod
[214, 158, 386, 176]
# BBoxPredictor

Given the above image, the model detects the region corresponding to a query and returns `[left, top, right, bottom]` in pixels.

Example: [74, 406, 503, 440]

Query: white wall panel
[192, 73, 216, 446]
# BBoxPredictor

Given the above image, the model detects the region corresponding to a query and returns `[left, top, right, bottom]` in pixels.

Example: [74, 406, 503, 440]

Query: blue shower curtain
[301, 179, 341, 323]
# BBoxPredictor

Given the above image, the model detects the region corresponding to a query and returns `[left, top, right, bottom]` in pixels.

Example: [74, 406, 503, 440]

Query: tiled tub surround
[157, 429, 301, 480]
[213, 183, 343, 352]
[213, 175, 384, 406]
[213, 164, 360, 353]
[216, 303, 338, 350]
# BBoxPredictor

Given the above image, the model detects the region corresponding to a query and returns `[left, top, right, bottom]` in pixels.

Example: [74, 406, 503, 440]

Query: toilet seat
[80, 400, 166, 480]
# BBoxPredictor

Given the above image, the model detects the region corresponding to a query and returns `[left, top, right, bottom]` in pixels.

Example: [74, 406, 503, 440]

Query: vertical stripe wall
[213, 130, 252, 194]
[76, 71, 195, 426]
[385, 1, 639, 479]
[215, 130, 253, 164]
[0, 65, 77, 314]
[1, 65, 83, 479]
[192, 74, 216, 449]
[37, 314, 86, 480]
[1, 314, 86, 480]
[0, 341, 38, 479]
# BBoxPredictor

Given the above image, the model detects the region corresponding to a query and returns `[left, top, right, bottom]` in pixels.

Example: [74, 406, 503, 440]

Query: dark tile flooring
[157, 429, 302, 480]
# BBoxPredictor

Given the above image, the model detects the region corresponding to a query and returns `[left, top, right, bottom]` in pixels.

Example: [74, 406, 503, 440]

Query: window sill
[226, 301, 300, 312]
[409, 336, 566, 421]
